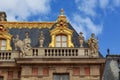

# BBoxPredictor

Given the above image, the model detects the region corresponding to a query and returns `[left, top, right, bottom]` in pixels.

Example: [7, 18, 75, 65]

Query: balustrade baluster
[36, 49, 38, 56]
[9, 53, 11, 59]
[6, 53, 8, 59]
[0, 53, 1, 59]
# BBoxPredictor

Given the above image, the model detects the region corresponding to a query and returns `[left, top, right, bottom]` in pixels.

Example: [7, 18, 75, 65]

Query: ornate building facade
[0, 9, 105, 80]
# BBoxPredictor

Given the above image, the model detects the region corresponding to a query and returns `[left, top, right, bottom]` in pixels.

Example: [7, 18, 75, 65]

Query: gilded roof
[0, 22, 55, 29]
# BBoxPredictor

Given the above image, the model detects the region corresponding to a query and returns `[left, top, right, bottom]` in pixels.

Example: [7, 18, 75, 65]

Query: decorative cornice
[0, 22, 55, 29]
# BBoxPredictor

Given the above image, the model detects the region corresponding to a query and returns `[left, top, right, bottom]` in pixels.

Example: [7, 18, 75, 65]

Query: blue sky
[0, 0, 120, 56]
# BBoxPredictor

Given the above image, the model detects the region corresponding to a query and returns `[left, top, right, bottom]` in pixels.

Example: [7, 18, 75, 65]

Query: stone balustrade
[0, 51, 19, 60]
[32, 48, 90, 57]
[0, 47, 95, 61]
[44, 48, 78, 56]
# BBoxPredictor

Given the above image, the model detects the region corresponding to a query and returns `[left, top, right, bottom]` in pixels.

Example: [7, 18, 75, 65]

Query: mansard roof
[8, 22, 80, 48]
[0, 9, 104, 58]
[7, 23, 103, 57]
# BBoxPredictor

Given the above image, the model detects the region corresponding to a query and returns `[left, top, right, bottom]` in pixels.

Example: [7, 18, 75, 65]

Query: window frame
[55, 34, 68, 47]
[0, 39, 6, 50]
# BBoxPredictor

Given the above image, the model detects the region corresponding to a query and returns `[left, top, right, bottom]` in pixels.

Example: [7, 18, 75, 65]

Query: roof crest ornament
[60, 8, 64, 16]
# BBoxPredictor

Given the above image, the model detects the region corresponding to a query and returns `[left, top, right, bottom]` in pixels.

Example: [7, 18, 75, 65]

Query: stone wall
[20, 65, 100, 80]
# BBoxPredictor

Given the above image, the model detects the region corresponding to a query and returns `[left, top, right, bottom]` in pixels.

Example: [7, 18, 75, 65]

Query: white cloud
[75, 0, 97, 17]
[99, 0, 109, 9]
[75, 0, 120, 17]
[71, 14, 103, 38]
[112, 0, 120, 7]
[74, 0, 120, 37]
[0, 0, 51, 21]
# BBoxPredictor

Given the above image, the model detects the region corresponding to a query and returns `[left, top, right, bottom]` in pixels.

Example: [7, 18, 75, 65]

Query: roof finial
[60, 8, 64, 16]
[107, 48, 110, 55]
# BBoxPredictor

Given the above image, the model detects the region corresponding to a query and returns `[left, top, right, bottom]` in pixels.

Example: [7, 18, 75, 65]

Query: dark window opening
[0, 76, 3, 80]
[53, 73, 69, 80]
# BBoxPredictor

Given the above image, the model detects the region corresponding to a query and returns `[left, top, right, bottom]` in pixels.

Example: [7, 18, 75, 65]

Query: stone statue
[14, 34, 20, 50]
[39, 31, 45, 47]
[78, 32, 84, 48]
[13, 33, 32, 56]
[23, 32, 31, 49]
[88, 33, 98, 55]
[13, 34, 24, 55]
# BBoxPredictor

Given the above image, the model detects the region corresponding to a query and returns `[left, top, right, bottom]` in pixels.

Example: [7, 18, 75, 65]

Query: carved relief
[39, 31, 45, 47]
[88, 33, 98, 56]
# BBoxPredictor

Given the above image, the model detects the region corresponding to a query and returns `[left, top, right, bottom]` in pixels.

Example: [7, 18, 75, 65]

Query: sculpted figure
[23, 32, 31, 49]
[13, 35, 24, 54]
[39, 31, 45, 47]
[88, 33, 98, 55]
[78, 32, 84, 48]
[14, 35, 20, 50]
[13, 32, 32, 56]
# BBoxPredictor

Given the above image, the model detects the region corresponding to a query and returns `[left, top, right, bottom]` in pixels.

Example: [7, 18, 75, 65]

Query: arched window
[56, 35, 67, 47]
[0, 39, 6, 50]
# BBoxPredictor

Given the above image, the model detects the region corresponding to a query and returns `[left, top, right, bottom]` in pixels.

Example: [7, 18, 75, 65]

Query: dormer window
[0, 39, 6, 50]
[49, 9, 74, 47]
[56, 35, 67, 47]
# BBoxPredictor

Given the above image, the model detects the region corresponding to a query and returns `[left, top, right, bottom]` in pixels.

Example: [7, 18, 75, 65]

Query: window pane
[1, 40, 6, 46]
[56, 36, 61, 41]
[61, 75, 69, 80]
[0, 40, 6, 50]
[56, 43, 61, 47]
[62, 36, 67, 41]
[53, 75, 60, 80]
[56, 35, 67, 47]
[53, 74, 69, 80]
[62, 43, 67, 47]
[1, 47, 6, 50]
